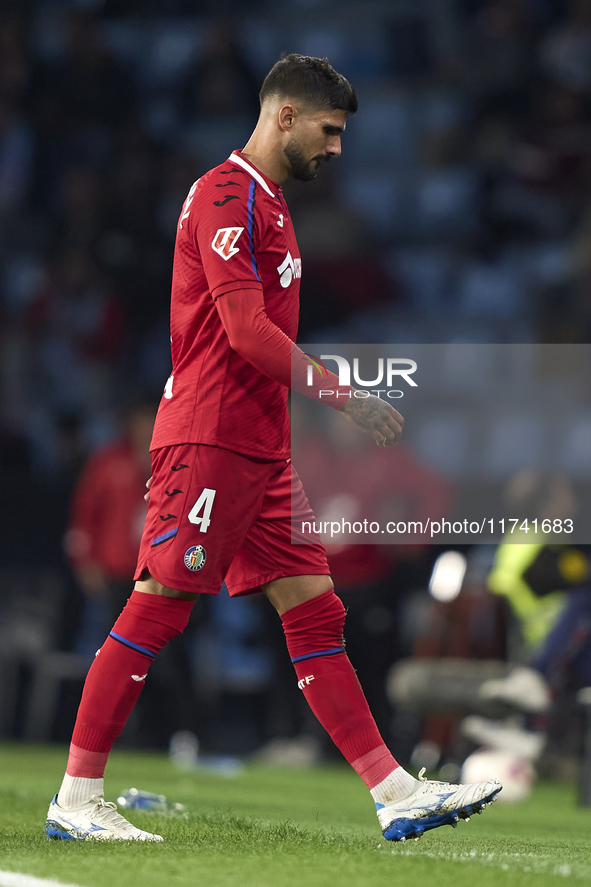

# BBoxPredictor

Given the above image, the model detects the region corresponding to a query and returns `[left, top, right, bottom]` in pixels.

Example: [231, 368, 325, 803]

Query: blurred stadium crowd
[1, 0, 591, 776]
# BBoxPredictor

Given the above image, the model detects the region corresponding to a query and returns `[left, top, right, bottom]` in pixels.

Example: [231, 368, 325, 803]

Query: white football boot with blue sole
[45, 794, 163, 841]
[377, 768, 502, 842]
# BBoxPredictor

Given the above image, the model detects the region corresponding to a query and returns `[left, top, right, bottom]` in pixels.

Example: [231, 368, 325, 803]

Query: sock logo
[297, 675, 315, 690]
[131, 674, 148, 682]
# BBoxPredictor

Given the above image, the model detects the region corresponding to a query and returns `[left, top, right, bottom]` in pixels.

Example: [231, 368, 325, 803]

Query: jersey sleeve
[216, 288, 352, 409]
[194, 179, 264, 300]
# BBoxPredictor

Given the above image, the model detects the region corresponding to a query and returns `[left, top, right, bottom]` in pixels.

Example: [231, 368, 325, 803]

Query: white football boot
[377, 768, 502, 842]
[45, 794, 163, 841]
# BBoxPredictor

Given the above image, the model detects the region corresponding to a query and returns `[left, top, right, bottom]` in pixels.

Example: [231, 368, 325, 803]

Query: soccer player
[45, 54, 501, 844]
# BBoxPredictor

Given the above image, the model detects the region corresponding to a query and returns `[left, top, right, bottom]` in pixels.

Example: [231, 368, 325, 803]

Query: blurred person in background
[462, 472, 591, 774]
[486, 472, 575, 660]
[387, 470, 591, 782]
[65, 394, 157, 649]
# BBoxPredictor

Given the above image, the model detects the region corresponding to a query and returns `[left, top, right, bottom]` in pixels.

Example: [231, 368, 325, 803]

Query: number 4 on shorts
[188, 488, 216, 532]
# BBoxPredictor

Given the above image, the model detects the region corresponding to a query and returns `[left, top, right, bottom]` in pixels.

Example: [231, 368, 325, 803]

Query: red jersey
[151, 150, 302, 461]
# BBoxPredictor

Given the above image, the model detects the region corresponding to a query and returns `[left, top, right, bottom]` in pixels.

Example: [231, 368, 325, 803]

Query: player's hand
[144, 476, 153, 502]
[340, 394, 404, 447]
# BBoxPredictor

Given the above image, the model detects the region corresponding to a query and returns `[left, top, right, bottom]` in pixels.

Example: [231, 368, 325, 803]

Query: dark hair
[259, 53, 358, 115]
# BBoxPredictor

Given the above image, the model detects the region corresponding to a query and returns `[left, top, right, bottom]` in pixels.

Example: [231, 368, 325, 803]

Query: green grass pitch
[1, 742, 590, 886]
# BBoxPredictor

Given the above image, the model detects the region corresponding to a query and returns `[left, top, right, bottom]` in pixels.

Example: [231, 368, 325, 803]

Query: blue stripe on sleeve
[247, 179, 261, 282]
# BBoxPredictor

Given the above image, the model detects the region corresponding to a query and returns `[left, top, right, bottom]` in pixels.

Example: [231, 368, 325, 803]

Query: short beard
[284, 139, 326, 182]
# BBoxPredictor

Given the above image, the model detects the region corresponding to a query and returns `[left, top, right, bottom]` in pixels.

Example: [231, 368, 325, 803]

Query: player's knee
[264, 574, 334, 615]
[281, 589, 346, 639]
[134, 572, 195, 601]
[113, 589, 195, 650]
[281, 590, 347, 662]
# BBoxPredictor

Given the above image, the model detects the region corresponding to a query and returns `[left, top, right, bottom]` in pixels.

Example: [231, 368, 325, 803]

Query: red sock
[66, 591, 194, 777]
[281, 591, 400, 789]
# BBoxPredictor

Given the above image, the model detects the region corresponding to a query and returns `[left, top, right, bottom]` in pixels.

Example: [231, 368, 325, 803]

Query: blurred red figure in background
[65, 398, 156, 632]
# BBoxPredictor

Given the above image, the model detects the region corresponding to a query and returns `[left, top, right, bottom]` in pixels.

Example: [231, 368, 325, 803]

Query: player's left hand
[340, 394, 404, 446]
[144, 476, 153, 502]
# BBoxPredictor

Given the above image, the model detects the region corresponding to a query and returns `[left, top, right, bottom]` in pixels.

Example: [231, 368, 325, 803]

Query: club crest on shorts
[184, 545, 207, 572]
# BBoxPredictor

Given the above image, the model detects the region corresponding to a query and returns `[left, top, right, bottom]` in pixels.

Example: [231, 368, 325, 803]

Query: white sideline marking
[395, 848, 587, 880]
[0, 872, 82, 887]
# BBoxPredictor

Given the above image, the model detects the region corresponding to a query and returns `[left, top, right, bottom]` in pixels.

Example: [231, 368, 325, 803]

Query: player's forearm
[216, 288, 351, 407]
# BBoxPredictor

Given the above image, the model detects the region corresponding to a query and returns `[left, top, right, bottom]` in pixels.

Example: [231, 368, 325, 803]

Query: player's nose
[326, 135, 342, 157]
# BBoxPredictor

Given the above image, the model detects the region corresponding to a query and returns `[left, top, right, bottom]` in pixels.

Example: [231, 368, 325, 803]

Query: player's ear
[278, 103, 297, 132]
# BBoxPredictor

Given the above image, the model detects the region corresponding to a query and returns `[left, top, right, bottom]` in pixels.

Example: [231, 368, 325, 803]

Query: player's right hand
[144, 476, 153, 502]
[340, 394, 404, 447]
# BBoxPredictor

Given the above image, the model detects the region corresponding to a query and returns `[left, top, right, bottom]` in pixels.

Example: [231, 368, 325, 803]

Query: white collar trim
[229, 152, 276, 197]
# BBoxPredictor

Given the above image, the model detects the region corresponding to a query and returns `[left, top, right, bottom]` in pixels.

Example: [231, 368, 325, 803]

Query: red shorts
[134, 443, 330, 596]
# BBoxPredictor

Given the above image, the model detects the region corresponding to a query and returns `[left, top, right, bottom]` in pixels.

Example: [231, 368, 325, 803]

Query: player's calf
[55, 591, 194, 815]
